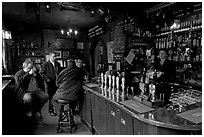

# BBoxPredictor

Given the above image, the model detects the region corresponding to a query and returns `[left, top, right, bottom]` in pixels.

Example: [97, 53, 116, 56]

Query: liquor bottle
[153, 69, 157, 81]
[149, 82, 156, 102]
[142, 67, 146, 83]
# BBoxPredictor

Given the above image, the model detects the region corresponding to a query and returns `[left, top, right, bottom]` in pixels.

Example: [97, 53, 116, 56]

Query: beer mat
[85, 83, 100, 88]
[176, 107, 202, 124]
[120, 100, 155, 114]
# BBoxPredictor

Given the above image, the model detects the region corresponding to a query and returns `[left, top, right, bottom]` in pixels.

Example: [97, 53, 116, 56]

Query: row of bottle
[171, 52, 202, 62]
[155, 37, 172, 49]
[100, 72, 126, 102]
[133, 27, 153, 38]
[159, 18, 202, 33]
[129, 38, 148, 46]
[156, 31, 202, 49]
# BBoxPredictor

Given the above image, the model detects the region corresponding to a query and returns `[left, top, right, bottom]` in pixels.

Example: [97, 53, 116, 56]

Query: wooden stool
[57, 99, 75, 134]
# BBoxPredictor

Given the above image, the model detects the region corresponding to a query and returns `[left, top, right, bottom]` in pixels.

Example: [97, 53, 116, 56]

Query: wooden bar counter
[81, 83, 202, 135]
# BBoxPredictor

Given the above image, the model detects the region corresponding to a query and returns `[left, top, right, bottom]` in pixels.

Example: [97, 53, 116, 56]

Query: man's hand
[23, 93, 32, 103]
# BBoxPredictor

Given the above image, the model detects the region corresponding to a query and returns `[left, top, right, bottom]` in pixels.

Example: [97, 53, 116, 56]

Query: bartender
[154, 49, 176, 105]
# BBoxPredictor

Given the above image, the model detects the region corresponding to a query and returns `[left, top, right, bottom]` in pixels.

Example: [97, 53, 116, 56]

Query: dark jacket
[39, 61, 61, 82]
[53, 65, 84, 101]
[154, 59, 176, 82]
[14, 69, 45, 102]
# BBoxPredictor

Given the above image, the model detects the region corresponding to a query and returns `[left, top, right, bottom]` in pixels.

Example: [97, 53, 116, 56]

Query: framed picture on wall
[55, 51, 62, 58]
[63, 51, 69, 58]
[55, 38, 75, 49]
[77, 42, 84, 49]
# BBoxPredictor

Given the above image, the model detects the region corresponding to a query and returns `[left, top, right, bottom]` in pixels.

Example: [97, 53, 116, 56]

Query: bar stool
[57, 99, 75, 134]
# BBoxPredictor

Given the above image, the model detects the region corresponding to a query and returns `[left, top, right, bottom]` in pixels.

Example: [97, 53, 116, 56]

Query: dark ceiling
[2, 2, 162, 32]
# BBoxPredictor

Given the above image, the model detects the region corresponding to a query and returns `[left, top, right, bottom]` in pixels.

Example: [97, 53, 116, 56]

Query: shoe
[49, 110, 57, 116]
[72, 124, 77, 131]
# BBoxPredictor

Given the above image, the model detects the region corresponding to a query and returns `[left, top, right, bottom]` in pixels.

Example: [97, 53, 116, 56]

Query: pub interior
[2, 2, 202, 135]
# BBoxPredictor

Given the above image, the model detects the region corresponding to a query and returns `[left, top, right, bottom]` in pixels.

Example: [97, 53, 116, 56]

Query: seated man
[14, 61, 49, 117]
[52, 59, 84, 113]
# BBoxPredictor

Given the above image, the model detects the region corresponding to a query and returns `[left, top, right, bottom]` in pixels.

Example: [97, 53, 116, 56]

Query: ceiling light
[45, 2, 51, 13]
[90, 10, 95, 17]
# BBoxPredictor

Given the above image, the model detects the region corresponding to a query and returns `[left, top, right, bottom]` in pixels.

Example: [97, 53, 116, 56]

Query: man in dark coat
[14, 61, 48, 117]
[52, 59, 84, 111]
[39, 51, 61, 116]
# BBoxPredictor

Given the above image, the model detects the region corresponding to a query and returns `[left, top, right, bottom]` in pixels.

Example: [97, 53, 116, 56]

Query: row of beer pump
[100, 71, 125, 102]
[99, 67, 163, 103]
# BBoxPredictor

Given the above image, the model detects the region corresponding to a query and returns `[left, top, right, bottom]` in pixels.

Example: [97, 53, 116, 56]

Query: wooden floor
[3, 101, 91, 135]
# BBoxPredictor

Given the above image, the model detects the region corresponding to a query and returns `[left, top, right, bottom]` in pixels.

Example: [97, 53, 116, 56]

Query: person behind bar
[14, 61, 49, 117]
[154, 49, 176, 105]
[52, 59, 84, 115]
[39, 51, 61, 116]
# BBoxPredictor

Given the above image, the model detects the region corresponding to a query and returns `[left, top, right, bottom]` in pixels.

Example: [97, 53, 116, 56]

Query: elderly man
[39, 51, 61, 116]
[14, 61, 48, 117]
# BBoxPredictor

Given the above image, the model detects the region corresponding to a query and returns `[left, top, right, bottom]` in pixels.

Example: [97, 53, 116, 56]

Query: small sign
[88, 24, 104, 39]
[125, 51, 135, 64]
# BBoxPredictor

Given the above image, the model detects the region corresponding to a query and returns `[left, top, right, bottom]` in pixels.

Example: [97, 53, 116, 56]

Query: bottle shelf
[20, 47, 38, 50]
[156, 26, 202, 37]
[20, 55, 45, 58]
[174, 61, 202, 64]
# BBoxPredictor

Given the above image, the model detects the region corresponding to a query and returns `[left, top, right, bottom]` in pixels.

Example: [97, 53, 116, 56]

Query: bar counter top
[83, 83, 202, 132]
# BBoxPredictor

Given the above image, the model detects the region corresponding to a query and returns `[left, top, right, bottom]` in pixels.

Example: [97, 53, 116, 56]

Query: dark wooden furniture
[81, 84, 202, 135]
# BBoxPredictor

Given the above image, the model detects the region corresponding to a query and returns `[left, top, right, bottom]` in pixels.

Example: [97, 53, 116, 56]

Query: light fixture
[170, 20, 180, 29]
[98, 8, 104, 15]
[90, 9, 95, 17]
[61, 30, 64, 35]
[60, 28, 78, 39]
[45, 2, 51, 13]
[74, 30, 78, 35]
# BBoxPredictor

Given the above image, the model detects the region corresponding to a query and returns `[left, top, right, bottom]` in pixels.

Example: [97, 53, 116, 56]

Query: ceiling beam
[144, 2, 175, 13]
